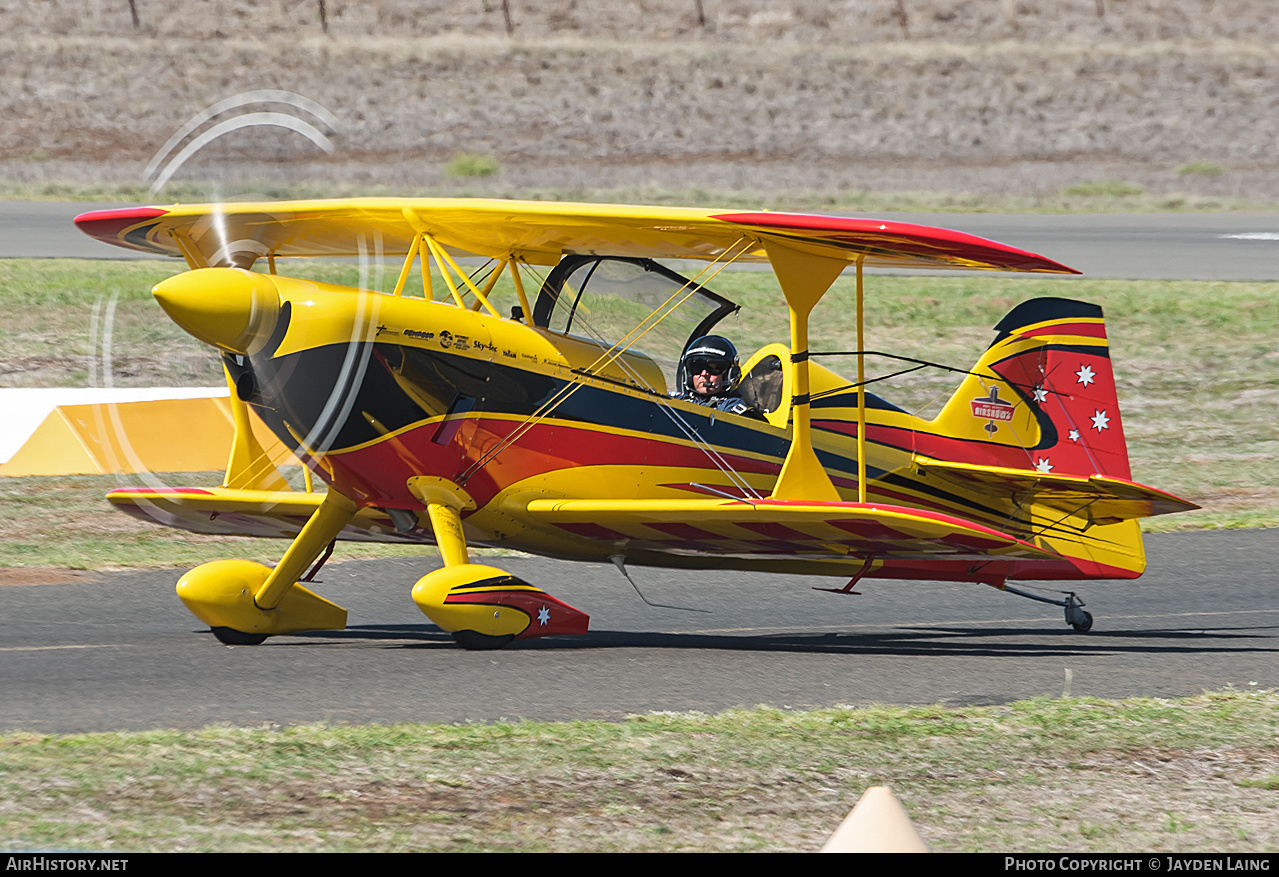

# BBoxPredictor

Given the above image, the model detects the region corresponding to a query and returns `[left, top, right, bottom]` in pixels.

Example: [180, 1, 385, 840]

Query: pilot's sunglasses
[688, 358, 728, 376]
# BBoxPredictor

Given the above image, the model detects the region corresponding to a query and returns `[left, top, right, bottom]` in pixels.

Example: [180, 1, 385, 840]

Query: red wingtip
[713, 211, 1081, 274]
[74, 207, 169, 249]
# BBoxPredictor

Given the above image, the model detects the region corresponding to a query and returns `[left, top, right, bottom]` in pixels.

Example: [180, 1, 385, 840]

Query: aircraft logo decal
[970, 385, 1015, 435]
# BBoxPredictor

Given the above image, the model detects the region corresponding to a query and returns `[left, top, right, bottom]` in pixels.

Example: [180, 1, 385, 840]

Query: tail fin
[926, 297, 1131, 480]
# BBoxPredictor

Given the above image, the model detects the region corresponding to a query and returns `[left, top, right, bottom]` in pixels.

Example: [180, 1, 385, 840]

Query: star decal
[1075, 364, 1095, 386]
[1034, 458, 1054, 473]
[1032, 386, 1048, 403]
[1068, 429, 1080, 442]
[1091, 409, 1110, 431]
[537, 605, 551, 626]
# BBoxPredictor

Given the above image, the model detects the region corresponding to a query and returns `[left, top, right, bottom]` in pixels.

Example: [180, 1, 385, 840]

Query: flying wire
[487, 242, 760, 497]
[456, 239, 758, 487]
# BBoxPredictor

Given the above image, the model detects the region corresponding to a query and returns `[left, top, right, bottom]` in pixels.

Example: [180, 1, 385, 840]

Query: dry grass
[4, 2, 1279, 207]
[2, 691, 1276, 852]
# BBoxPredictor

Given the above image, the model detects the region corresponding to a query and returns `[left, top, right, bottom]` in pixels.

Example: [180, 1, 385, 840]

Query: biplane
[74, 199, 1198, 648]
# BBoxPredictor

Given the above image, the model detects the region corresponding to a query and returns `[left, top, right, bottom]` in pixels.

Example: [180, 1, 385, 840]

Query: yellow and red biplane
[75, 199, 1197, 648]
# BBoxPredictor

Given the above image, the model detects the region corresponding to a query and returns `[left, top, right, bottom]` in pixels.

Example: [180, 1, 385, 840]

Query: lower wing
[107, 487, 427, 543]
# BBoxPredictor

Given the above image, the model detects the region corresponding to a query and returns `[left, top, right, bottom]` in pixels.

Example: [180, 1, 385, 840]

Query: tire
[211, 626, 269, 646]
[451, 629, 515, 651]
[1070, 611, 1094, 634]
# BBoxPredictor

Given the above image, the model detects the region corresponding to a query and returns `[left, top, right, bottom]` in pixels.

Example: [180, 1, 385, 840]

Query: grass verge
[2, 691, 1275, 852]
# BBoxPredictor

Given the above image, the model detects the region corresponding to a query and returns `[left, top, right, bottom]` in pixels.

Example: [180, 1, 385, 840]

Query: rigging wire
[458, 245, 750, 487]
[456, 241, 760, 489]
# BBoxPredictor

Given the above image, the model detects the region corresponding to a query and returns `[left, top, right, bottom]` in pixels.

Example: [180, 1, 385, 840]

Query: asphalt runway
[3, 529, 1275, 733]
[4, 201, 1279, 280]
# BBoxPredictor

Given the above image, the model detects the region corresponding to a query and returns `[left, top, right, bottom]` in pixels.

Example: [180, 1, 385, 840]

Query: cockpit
[532, 255, 789, 417]
[530, 254, 854, 426]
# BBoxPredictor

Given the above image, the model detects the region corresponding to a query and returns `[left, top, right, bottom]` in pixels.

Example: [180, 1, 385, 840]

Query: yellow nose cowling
[152, 267, 280, 355]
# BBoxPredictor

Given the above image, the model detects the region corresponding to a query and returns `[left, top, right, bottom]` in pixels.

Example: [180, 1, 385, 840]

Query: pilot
[675, 335, 764, 419]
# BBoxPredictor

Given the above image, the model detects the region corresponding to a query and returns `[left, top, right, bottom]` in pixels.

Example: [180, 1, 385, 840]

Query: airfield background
[2, 1, 1277, 209]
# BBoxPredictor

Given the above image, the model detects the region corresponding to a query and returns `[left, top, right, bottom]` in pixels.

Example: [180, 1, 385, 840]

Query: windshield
[533, 256, 737, 386]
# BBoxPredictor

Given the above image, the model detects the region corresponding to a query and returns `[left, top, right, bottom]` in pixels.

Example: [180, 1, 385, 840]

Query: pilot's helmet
[681, 335, 741, 395]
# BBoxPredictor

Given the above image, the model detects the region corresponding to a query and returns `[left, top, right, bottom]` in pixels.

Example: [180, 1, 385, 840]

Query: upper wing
[74, 199, 1078, 273]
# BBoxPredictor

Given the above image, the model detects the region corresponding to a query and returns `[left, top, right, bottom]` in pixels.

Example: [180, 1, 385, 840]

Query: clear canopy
[533, 256, 737, 387]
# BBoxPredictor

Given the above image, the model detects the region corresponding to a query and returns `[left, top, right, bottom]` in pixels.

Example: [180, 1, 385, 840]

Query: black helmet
[680, 335, 741, 395]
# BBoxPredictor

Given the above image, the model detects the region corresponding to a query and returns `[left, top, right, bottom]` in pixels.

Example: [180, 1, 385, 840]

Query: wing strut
[764, 240, 845, 502]
[220, 362, 290, 492]
[855, 254, 867, 503]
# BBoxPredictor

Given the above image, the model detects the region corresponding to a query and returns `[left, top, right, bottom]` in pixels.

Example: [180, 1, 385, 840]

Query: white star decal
[1034, 458, 1053, 473]
[1068, 429, 1080, 442]
[1091, 409, 1110, 431]
[537, 605, 551, 626]
[1075, 364, 1095, 386]
[1033, 386, 1048, 403]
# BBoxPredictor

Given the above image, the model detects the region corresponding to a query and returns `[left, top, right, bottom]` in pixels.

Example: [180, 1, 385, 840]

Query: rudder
[926, 297, 1131, 480]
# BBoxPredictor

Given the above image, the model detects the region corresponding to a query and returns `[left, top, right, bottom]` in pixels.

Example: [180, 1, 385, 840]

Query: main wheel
[1070, 611, 1094, 633]
[211, 626, 269, 646]
[451, 629, 515, 651]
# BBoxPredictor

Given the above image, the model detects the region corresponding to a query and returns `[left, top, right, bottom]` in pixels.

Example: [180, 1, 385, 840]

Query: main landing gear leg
[176, 490, 357, 644]
[408, 477, 589, 650]
[995, 582, 1094, 633]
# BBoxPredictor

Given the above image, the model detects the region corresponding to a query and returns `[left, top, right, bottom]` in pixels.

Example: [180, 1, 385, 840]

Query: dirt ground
[2, 0, 1278, 204]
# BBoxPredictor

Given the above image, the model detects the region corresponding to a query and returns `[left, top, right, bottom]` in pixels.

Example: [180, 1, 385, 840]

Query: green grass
[2, 691, 1275, 851]
[445, 153, 500, 178]
[1060, 179, 1146, 198]
[1177, 162, 1228, 178]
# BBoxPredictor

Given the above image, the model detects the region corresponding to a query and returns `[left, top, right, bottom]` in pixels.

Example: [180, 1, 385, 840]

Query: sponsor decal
[971, 386, 1015, 435]
[971, 386, 1015, 422]
[438, 331, 453, 348]
[404, 328, 434, 341]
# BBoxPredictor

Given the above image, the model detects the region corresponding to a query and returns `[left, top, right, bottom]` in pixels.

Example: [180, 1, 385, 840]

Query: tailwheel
[995, 584, 1095, 634]
[211, 626, 269, 646]
[451, 630, 516, 651]
[1064, 593, 1093, 633]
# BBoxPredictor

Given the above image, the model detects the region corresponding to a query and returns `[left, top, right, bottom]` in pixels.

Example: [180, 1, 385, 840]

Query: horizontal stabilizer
[107, 487, 431, 543]
[524, 497, 1058, 562]
[913, 456, 1200, 525]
